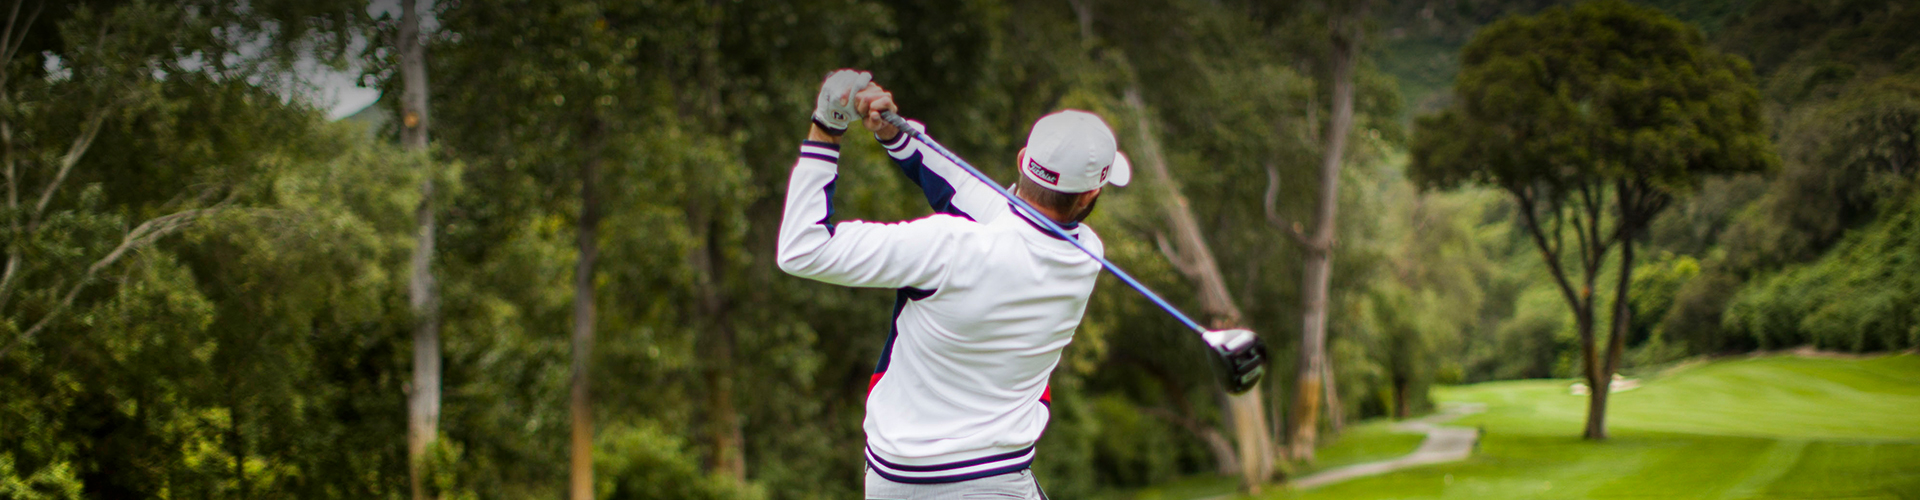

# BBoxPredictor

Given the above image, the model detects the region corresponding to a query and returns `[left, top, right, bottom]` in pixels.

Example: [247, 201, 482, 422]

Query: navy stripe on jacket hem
[867, 445, 1032, 472]
[865, 445, 1035, 484]
[867, 461, 1033, 485]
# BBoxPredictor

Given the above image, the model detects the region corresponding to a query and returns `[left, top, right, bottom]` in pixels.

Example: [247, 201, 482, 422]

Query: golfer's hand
[813, 69, 871, 137]
[855, 83, 900, 141]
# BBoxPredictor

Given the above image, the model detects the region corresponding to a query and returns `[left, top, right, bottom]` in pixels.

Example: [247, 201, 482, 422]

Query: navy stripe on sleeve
[817, 178, 838, 235]
[879, 131, 911, 152]
[890, 150, 974, 221]
[800, 140, 841, 163]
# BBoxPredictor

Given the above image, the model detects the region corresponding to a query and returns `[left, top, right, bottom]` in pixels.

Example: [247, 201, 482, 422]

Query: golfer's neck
[1016, 191, 1074, 225]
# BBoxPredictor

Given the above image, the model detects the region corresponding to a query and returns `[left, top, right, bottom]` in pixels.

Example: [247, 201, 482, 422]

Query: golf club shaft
[878, 111, 1209, 336]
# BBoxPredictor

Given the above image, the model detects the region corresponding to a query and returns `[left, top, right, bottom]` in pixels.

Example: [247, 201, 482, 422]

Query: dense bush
[1723, 193, 1920, 351]
[594, 423, 761, 500]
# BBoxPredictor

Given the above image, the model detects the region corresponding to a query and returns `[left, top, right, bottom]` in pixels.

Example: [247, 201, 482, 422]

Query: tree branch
[1539, 185, 1564, 259]
[1, 207, 220, 358]
[0, 0, 36, 314]
[1514, 186, 1584, 311]
[1571, 181, 1596, 273]
[1155, 230, 1203, 279]
[0, 252, 16, 313]
[0, 0, 42, 86]
[1582, 182, 1607, 275]
[0, 113, 16, 313]
[31, 109, 109, 224]
[1262, 162, 1308, 245]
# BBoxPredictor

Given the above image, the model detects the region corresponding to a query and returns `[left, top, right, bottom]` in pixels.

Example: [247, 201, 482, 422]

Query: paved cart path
[1287, 402, 1485, 490]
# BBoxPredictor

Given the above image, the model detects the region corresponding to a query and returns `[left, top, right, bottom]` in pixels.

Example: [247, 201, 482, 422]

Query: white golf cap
[1020, 110, 1132, 193]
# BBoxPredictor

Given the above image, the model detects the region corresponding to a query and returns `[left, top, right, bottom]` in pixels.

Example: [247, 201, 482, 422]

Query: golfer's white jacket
[777, 129, 1102, 484]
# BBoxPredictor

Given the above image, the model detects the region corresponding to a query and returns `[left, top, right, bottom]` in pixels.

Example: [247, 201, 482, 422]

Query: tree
[423, 2, 629, 496]
[1410, 0, 1772, 440]
[1124, 88, 1274, 491]
[394, 1, 441, 499]
[0, 0, 359, 360]
[0, 1, 406, 495]
[1271, 0, 1369, 462]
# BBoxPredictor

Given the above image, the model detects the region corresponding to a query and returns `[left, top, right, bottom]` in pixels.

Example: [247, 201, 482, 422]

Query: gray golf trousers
[864, 467, 1048, 500]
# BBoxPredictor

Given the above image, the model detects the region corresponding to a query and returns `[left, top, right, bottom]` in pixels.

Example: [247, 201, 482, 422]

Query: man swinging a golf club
[777, 69, 1265, 499]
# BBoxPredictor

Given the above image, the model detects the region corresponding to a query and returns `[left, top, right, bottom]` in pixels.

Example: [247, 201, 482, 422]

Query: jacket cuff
[800, 140, 841, 164]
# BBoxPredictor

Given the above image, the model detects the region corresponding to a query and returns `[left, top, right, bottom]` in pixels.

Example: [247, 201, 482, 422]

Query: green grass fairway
[1276, 354, 1920, 500]
[1125, 354, 1920, 499]
[1450, 355, 1920, 440]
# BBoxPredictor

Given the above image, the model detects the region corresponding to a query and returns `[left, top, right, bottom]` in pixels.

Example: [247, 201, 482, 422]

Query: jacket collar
[1007, 202, 1079, 241]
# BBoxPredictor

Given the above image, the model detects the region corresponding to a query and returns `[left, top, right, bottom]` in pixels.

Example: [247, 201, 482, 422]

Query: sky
[315, 62, 380, 120]
[310, 0, 438, 120]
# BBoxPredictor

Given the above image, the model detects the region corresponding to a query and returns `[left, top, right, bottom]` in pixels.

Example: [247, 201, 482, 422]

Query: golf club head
[1210, 331, 1268, 395]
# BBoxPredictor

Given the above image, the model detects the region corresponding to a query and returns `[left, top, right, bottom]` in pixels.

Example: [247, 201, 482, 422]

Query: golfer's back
[774, 127, 1108, 483]
[860, 203, 1103, 482]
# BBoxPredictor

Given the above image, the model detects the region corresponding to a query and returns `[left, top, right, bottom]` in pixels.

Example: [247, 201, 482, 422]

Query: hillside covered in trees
[1, 0, 1914, 498]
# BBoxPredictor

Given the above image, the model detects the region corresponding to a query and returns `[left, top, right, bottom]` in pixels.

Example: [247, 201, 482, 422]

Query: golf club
[877, 110, 1267, 393]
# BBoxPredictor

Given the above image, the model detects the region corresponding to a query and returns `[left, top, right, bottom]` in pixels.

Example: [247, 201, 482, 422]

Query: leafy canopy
[1410, 0, 1774, 194]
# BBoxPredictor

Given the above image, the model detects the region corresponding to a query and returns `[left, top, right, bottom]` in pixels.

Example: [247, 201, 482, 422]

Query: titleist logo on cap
[1027, 159, 1060, 185]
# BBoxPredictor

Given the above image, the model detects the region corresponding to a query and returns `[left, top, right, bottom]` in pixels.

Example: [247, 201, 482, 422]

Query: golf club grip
[876, 110, 1210, 336]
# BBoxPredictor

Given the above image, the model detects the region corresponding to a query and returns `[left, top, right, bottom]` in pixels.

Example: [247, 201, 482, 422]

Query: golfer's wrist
[808, 123, 840, 144]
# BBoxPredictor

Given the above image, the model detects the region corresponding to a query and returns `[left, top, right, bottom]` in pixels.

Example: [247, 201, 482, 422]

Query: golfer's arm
[775, 138, 956, 289]
[878, 124, 1008, 222]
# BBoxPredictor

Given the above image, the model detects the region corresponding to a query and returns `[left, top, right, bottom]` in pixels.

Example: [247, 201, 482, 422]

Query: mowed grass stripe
[1443, 355, 1920, 440]
[1762, 442, 1920, 499]
[1605, 356, 1920, 440]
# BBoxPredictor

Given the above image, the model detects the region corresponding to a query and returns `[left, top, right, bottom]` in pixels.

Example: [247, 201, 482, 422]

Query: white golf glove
[812, 69, 872, 136]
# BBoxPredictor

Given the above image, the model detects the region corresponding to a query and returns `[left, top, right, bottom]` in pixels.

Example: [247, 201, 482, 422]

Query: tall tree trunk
[1289, 246, 1329, 460]
[678, 4, 745, 484]
[569, 118, 605, 500]
[1577, 294, 1601, 439]
[1592, 181, 1648, 440]
[1124, 88, 1274, 493]
[1324, 360, 1344, 433]
[690, 209, 745, 483]
[399, 1, 440, 499]
[1512, 186, 1610, 440]
[1288, 6, 1362, 461]
[699, 321, 744, 482]
[1391, 375, 1409, 419]
[231, 402, 247, 500]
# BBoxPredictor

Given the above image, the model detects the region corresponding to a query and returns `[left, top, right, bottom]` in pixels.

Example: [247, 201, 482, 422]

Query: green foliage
[1723, 193, 1920, 352]
[594, 423, 761, 500]
[1411, 0, 1772, 193]
[1656, 0, 1920, 352]
[0, 453, 80, 500]
[1718, 77, 1920, 272]
[1621, 252, 1697, 365]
